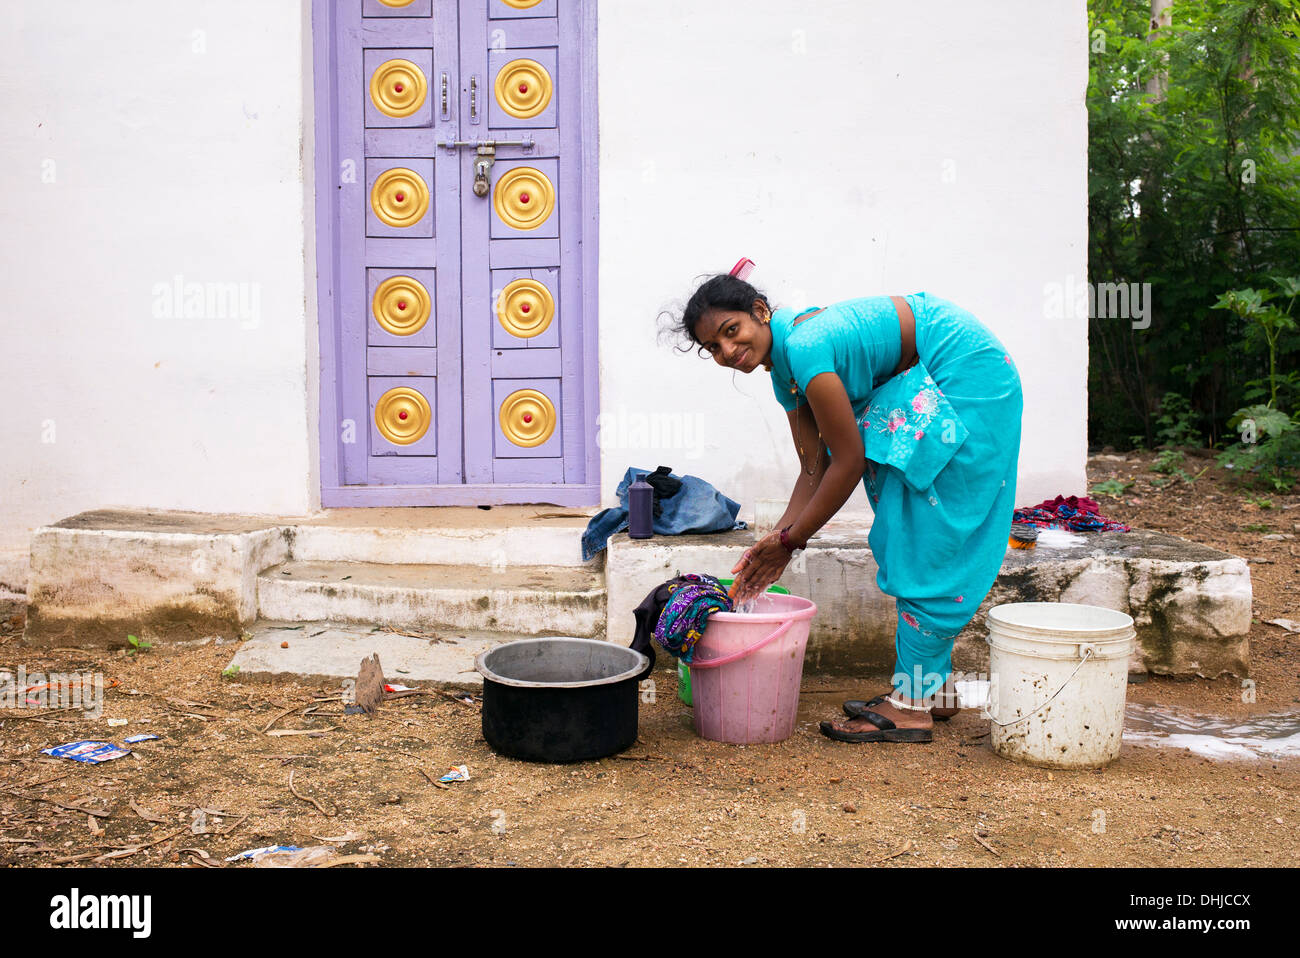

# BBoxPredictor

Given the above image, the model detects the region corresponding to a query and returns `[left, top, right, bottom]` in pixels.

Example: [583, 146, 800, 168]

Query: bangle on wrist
[779, 525, 804, 555]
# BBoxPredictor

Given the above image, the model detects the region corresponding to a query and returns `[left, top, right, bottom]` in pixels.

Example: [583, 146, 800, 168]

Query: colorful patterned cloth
[651, 572, 732, 664]
[1013, 495, 1130, 533]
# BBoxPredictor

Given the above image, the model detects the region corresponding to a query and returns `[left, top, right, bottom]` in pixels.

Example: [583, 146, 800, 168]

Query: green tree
[1088, 0, 1300, 448]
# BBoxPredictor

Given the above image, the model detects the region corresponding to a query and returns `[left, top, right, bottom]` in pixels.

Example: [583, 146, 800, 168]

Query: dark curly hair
[659, 274, 772, 358]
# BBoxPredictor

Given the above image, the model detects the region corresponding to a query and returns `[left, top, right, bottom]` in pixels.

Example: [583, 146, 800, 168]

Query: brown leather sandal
[819, 711, 933, 744]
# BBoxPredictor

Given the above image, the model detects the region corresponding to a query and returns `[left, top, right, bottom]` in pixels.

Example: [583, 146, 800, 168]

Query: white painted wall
[0, 1, 318, 590]
[0, 0, 1087, 590]
[596, 0, 1089, 517]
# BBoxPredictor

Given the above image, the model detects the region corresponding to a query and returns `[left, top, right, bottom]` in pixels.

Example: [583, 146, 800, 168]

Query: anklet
[886, 695, 931, 712]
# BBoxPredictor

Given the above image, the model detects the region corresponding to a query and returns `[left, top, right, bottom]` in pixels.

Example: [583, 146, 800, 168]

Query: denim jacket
[581, 467, 747, 561]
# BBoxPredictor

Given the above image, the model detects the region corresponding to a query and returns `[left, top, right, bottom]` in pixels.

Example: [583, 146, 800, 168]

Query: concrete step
[291, 506, 595, 568]
[224, 620, 521, 687]
[257, 560, 606, 637]
[21, 508, 601, 648]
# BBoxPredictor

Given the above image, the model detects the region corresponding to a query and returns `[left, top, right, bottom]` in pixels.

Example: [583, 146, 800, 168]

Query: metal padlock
[473, 144, 496, 197]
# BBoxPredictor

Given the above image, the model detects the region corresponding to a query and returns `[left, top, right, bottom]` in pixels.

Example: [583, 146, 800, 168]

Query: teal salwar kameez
[768, 293, 1023, 700]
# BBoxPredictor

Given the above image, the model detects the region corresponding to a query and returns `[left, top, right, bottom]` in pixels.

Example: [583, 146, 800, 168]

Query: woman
[669, 266, 1022, 743]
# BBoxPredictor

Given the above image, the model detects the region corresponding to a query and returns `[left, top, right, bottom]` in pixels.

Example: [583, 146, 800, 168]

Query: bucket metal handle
[688, 619, 794, 670]
[985, 647, 1095, 728]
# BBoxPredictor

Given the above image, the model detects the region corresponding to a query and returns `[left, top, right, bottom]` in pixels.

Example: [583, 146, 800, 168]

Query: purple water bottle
[628, 473, 653, 539]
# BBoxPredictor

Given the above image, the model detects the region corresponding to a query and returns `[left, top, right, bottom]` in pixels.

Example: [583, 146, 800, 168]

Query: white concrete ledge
[25, 523, 292, 647]
[606, 527, 1252, 677]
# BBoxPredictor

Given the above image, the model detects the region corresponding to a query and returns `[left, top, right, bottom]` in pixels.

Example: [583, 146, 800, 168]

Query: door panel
[368, 347, 439, 376]
[487, 49, 558, 130]
[364, 158, 435, 237]
[364, 49, 435, 129]
[369, 376, 438, 456]
[490, 266, 560, 349]
[487, 159, 560, 239]
[492, 377, 563, 458]
[367, 268, 437, 347]
[349, 1, 461, 487]
[316, 0, 593, 504]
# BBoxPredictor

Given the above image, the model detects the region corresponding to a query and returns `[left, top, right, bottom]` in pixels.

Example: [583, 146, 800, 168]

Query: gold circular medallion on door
[499, 388, 556, 447]
[493, 167, 555, 231]
[496, 279, 554, 339]
[369, 59, 428, 118]
[370, 168, 430, 228]
[494, 59, 552, 119]
[374, 387, 432, 445]
[372, 276, 431, 336]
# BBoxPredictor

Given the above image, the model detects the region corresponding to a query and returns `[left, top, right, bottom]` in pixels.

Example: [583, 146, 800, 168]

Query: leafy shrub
[1212, 278, 1300, 491]
[1090, 478, 1135, 498]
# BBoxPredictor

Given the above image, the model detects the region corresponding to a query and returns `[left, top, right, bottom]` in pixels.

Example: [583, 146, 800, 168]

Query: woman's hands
[726, 370, 862, 607]
[729, 531, 791, 605]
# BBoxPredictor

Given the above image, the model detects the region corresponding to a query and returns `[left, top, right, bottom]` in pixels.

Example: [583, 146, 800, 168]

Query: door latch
[434, 138, 535, 197]
[473, 144, 495, 197]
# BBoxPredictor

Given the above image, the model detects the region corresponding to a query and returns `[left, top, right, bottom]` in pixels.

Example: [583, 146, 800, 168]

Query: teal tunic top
[767, 298, 904, 416]
[767, 294, 970, 495]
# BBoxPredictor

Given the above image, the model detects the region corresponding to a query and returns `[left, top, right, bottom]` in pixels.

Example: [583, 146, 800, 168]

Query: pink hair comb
[729, 257, 756, 281]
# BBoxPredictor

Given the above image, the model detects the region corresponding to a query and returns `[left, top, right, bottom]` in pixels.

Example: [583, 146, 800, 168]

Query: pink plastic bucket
[689, 593, 817, 744]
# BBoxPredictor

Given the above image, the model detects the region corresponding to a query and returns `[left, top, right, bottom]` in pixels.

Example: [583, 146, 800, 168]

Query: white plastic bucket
[985, 602, 1136, 768]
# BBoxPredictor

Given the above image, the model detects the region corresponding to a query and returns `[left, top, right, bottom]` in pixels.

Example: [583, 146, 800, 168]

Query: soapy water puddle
[956, 683, 1300, 761]
[1122, 702, 1300, 761]
[801, 678, 1300, 761]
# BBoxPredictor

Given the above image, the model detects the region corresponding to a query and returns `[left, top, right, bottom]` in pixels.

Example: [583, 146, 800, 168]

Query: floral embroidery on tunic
[859, 376, 944, 445]
[899, 608, 942, 639]
[855, 368, 969, 494]
[911, 389, 938, 416]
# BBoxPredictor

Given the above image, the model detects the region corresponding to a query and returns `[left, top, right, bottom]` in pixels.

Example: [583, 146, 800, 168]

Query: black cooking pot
[475, 638, 651, 763]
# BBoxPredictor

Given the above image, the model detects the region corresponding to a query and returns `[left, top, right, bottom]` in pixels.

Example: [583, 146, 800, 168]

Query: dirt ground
[2, 450, 1297, 868]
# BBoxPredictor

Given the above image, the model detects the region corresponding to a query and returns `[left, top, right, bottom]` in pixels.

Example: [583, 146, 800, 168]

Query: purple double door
[313, 0, 598, 506]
